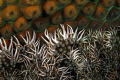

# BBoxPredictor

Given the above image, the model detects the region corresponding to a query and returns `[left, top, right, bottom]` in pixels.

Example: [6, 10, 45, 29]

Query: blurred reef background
[0, 0, 120, 39]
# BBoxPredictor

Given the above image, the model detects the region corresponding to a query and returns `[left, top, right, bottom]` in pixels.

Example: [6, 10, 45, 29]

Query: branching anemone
[0, 24, 119, 80]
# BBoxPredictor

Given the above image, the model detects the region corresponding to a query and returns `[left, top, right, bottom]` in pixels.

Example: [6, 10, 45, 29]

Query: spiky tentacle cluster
[0, 24, 120, 80]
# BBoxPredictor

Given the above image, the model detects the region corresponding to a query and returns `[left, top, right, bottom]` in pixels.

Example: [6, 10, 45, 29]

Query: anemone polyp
[43, 1, 57, 15]
[64, 4, 77, 19]
[102, 0, 115, 8]
[32, 17, 48, 31]
[22, 5, 41, 19]
[82, 3, 95, 15]
[50, 11, 63, 25]
[74, 0, 87, 6]
[0, 24, 14, 39]
[3, 5, 20, 21]
[13, 16, 28, 32]
[75, 15, 90, 28]
[94, 6, 107, 19]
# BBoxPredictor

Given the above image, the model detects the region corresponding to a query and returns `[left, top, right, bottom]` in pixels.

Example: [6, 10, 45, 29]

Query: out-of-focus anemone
[81, 2, 95, 15]
[13, 16, 28, 32]
[0, 0, 120, 40]
[63, 4, 78, 19]
[75, 15, 90, 28]
[106, 8, 120, 20]
[46, 26, 59, 33]
[3, 5, 20, 21]
[0, 24, 14, 39]
[22, 5, 41, 19]
[74, 0, 88, 6]
[62, 20, 76, 29]
[32, 17, 49, 31]
[50, 11, 63, 25]
[94, 6, 107, 19]
[88, 20, 103, 30]
[102, 0, 115, 8]
[43, 1, 57, 15]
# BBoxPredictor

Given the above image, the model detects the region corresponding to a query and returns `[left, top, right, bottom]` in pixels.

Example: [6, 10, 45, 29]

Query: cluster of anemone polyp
[1, 0, 120, 40]
[0, 24, 119, 80]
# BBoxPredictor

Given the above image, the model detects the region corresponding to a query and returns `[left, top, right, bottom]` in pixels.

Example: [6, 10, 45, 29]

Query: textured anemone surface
[0, 24, 120, 80]
[0, 0, 120, 39]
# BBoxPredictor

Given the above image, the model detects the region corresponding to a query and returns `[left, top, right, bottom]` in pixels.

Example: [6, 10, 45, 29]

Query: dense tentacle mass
[0, 24, 120, 80]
